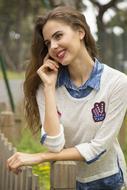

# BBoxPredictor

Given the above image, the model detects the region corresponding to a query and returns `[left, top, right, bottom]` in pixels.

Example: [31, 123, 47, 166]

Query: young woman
[7, 6, 127, 190]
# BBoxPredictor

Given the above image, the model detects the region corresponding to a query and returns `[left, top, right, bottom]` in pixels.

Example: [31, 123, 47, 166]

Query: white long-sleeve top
[36, 64, 127, 185]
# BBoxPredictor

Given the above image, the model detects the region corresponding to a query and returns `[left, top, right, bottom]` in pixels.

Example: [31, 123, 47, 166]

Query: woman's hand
[37, 54, 59, 88]
[7, 152, 45, 174]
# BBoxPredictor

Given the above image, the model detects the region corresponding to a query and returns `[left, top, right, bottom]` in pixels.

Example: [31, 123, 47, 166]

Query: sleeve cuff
[75, 143, 106, 164]
[40, 124, 65, 152]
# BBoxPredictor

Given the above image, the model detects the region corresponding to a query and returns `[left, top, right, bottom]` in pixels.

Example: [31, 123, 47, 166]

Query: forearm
[7, 147, 85, 174]
[42, 147, 85, 162]
[44, 86, 60, 136]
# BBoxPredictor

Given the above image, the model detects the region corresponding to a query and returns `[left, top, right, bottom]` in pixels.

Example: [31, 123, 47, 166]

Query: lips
[56, 49, 66, 60]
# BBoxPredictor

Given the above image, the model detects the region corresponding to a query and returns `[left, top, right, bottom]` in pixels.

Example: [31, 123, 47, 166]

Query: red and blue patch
[92, 101, 106, 122]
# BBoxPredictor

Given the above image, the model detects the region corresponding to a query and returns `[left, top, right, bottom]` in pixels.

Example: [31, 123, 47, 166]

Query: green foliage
[16, 127, 50, 190]
[0, 69, 25, 80]
[16, 128, 42, 153]
[33, 164, 50, 190]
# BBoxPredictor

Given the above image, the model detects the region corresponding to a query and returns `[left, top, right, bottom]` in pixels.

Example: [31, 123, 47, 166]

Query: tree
[87, 0, 127, 67]
[106, 8, 127, 69]
[89, 0, 118, 64]
[0, 0, 43, 71]
[47, 0, 85, 10]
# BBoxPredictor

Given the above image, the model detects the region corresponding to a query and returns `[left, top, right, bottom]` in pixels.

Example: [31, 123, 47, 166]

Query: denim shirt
[56, 58, 124, 189]
[57, 58, 104, 98]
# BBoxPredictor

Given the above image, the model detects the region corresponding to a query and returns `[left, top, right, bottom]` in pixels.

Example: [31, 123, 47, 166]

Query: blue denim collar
[56, 58, 104, 91]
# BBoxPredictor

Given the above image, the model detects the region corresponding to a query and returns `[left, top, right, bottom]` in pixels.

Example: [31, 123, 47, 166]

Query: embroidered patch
[92, 101, 106, 122]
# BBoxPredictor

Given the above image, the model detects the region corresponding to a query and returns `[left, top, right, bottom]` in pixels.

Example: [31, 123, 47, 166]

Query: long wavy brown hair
[24, 6, 98, 133]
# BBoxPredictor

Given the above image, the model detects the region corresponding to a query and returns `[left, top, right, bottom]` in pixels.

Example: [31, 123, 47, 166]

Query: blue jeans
[76, 170, 124, 190]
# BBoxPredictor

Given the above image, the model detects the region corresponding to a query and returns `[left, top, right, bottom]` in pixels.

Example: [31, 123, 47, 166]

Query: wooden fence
[0, 130, 76, 190]
[0, 132, 39, 190]
[0, 130, 77, 190]
[0, 105, 76, 190]
[50, 161, 76, 190]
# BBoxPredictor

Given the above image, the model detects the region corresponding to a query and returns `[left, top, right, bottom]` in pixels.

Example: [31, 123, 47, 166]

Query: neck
[68, 48, 94, 87]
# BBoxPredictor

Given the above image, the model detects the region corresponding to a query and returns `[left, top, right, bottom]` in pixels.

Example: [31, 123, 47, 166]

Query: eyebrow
[44, 31, 62, 44]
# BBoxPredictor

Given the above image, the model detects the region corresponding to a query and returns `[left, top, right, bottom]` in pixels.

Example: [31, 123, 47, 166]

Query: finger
[100, 102, 105, 113]
[11, 168, 22, 175]
[44, 53, 59, 67]
[44, 53, 50, 62]
[7, 153, 18, 166]
[48, 60, 59, 68]
[94, 103, 100, 114]
[7, 155, 16, 170]
[43, 59, 59, 70]
[38, 61, 58, 74]
[7, 153, 23, 171]
[92, 108, 97, 115]
[46, 61, 58, 71]
[8, 160, 23, 173]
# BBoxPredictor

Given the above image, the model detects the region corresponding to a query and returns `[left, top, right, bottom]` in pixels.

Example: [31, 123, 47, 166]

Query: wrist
[39, 152, 52, 162]
[44, 85, 56, 94]
[42, 152, 56, 162]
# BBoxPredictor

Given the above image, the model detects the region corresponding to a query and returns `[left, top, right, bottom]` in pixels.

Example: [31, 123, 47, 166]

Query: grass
[0, 69, 25, 80]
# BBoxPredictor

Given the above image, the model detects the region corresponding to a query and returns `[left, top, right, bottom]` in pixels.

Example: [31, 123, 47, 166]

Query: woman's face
[42, 19, 85, 66]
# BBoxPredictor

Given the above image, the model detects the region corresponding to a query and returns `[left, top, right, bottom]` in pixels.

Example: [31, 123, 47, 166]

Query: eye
[55, 33, 63, 40]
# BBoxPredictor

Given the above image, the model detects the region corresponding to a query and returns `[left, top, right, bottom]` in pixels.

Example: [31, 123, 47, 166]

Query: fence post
[0, 111, 17, 143]
[5, 142, 13, 190]
[1, 136, 8, 190]
[32, 174, 40, 190]
[25, 167, 32, 190]
[0, 111, 15, 128]
[0, 133, 5, 189]
[50, 161, 76, 190]
[0, 102, 7, 112]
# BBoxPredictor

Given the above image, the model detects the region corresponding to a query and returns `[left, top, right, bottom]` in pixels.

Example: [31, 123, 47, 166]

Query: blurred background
[0, 1, 127, 189]
[0, 0, 127, 106]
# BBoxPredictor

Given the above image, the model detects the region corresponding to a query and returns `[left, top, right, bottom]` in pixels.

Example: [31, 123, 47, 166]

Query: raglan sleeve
[75, 76, 127, 164]
[36, 86, 65, 152]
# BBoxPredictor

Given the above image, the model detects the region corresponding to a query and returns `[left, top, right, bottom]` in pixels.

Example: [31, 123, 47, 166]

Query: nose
[50, 40, 58, 50]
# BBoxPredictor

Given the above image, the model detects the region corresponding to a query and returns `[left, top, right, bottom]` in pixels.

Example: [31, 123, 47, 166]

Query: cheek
[62, 33, 75, 46]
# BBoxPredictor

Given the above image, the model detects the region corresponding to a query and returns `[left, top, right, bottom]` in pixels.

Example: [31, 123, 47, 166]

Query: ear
[78, 28, 85, 40]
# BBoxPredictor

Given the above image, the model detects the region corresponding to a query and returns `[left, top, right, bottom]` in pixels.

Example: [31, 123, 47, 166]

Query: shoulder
[102, 65, 127, 103]
[103, 64, 127, 78]
[102, 64, 127, 86]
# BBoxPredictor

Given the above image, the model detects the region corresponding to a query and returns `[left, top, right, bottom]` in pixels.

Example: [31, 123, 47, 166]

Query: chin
[60, 62, 68, 66]
[60, 59, 70, 66]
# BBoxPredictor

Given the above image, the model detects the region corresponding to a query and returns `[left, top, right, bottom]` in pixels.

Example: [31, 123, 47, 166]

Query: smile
[56, 50, 66, 60]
